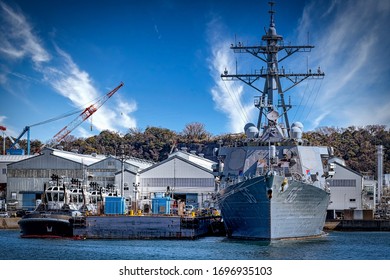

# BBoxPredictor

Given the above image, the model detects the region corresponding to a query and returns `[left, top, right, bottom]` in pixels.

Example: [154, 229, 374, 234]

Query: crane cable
[27, 90, 112, 128]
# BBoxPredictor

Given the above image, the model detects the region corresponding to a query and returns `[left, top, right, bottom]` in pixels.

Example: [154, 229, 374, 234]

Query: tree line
[2, 123, 389, 175]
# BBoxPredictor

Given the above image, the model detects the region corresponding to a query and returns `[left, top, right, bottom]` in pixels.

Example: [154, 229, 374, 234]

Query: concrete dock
[0, 217, 20, 229]
[324, 219, 390, 231]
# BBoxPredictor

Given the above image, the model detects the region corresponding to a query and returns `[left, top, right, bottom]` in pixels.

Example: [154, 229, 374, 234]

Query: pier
[0, 217, 20, 229]
[324, 219, 390, 231]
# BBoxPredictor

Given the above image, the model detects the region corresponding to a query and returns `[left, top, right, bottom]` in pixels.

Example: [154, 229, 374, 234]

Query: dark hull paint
[18, 212, 74, 238]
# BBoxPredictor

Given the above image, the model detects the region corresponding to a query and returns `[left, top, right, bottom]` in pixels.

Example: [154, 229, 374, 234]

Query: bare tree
[182, 122, 211, 143]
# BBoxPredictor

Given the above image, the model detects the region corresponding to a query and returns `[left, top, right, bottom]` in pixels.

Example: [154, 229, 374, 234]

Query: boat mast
[221, 1, 324, 138]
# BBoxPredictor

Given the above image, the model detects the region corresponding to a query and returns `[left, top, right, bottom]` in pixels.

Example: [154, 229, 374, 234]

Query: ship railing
[219, 168, 329, 189]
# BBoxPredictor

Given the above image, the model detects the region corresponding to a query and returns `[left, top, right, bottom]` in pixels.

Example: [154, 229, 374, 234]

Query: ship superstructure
[214, 2, 333, 240]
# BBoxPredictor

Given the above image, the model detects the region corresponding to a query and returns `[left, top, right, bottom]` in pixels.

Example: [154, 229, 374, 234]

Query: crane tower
[51, 82, 124, 145]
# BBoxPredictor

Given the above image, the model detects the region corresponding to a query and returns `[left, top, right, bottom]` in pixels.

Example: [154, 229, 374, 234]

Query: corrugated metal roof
[124, 157, 154, 170]
[0, 155, 36, 163]
[1, 147, 154, 169]
[168, 151, 216, 170]
[50, 148, 106, 166]
[49, 148, 153, 169]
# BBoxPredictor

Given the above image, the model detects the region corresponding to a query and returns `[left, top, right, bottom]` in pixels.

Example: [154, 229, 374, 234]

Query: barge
[72, 215, 224, 239]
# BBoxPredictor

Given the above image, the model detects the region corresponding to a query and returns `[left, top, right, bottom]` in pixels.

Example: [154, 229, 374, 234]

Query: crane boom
[52, 82, 124, 145]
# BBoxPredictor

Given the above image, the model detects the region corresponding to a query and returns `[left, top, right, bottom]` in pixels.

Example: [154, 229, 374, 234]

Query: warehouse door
[22, 193, 41, 210]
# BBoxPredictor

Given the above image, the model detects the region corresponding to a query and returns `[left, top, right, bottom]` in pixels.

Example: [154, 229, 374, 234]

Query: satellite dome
[244, 123, 256, 131]
[244, 123, 259, 138]
[291, 126, 303, 140]
[291, 122, 304, 130]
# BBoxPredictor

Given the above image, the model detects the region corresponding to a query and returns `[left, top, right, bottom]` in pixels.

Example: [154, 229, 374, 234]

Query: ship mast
[221, 1, 324, 140]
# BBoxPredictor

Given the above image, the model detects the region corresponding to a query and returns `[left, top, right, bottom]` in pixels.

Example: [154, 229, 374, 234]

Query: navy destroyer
[214, 2, 333, 240]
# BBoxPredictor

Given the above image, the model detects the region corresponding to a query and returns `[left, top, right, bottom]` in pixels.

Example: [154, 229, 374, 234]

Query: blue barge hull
[73, 215, 223, 239]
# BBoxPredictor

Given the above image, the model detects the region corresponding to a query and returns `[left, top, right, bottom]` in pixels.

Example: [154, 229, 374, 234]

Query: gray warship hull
[215, 2, 332, 241]
[217, 174, 330, 240]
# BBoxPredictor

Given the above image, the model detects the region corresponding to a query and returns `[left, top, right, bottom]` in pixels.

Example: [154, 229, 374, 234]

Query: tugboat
[214, 2, 334, 240]
[18, 175, 83, 238]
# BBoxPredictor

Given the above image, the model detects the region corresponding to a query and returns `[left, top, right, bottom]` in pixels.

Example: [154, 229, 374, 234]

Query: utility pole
[377, 145, 384, 206]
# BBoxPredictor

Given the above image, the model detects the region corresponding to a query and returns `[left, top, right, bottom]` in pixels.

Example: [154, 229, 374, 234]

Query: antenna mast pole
[221, 1, 324, 137]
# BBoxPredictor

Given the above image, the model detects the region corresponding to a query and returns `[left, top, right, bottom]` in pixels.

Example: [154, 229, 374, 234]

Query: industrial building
[326, 157, 376, 219]
[139, 149, 217, 212]
[2, 145, 387, 218]
[2, 147, 217, 213]
[4, 147, 154, 210]
[0, 154, 34, 210]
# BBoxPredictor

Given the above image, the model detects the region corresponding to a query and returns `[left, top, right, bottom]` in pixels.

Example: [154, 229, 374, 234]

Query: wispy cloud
[0, 115, 7, 124]
[207, 15, 256, 133]
[207, 0, 390, 133]
[0, 1, 50, 64]
[296, 0, 390, 130]
[42, 46, 137, 135]
[0, 115, 18, 138]
[0, 0, 137, 139]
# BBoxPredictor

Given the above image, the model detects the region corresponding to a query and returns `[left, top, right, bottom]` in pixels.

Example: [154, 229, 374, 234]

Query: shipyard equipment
[6, 82, 124, 155]
[46, 82, 124, 149]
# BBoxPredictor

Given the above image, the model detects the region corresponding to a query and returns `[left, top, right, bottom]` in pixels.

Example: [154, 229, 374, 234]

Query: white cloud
[43, 45, 100, 108]
[0, 115, 6, 124]
[0, 1, 50, 64]
[0, 0, 138, 140]
[296, 0, 390, 130]
[42, 49, 136, 135]
[0, 115, 19, 139]
[75, 126, 94, 139]
[207, 16, 256, 133]
[116, 97, 138, 129]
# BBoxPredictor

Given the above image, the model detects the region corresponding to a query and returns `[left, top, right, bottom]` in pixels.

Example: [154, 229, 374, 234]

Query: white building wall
[327, 163, 363, 211]
[140, 157, 216, 208]
[0, 162, 8, 186]
[142, 158, 211, 179]
[114, 170, 137, 206]
[3, 148, 149, 210]
[168, 151, 215, 170]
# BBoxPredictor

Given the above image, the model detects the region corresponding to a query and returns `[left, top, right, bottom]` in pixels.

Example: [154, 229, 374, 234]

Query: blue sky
[0, 0, 389, 144]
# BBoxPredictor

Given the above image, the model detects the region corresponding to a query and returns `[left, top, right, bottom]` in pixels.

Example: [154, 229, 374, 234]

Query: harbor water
[1, 229, 390, 260]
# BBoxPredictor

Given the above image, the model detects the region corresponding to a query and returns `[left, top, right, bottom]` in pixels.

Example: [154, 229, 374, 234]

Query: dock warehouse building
[5, 147, 153, 210]
[138, 150, 217, 211]
[326, 157, 375, 219]
[0, 154, 34, 210]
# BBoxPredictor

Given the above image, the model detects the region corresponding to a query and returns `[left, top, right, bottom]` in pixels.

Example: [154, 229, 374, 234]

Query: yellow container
[129, 210, 134, 216]
[137, 209, 142, 216]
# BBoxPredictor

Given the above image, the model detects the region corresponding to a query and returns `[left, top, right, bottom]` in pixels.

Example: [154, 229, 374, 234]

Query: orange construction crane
[43, 82, 124, 150]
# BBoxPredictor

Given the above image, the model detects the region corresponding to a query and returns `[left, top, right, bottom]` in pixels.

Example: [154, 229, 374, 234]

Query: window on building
[2, 168, 6, 175]
[349, 199, 356, 202]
